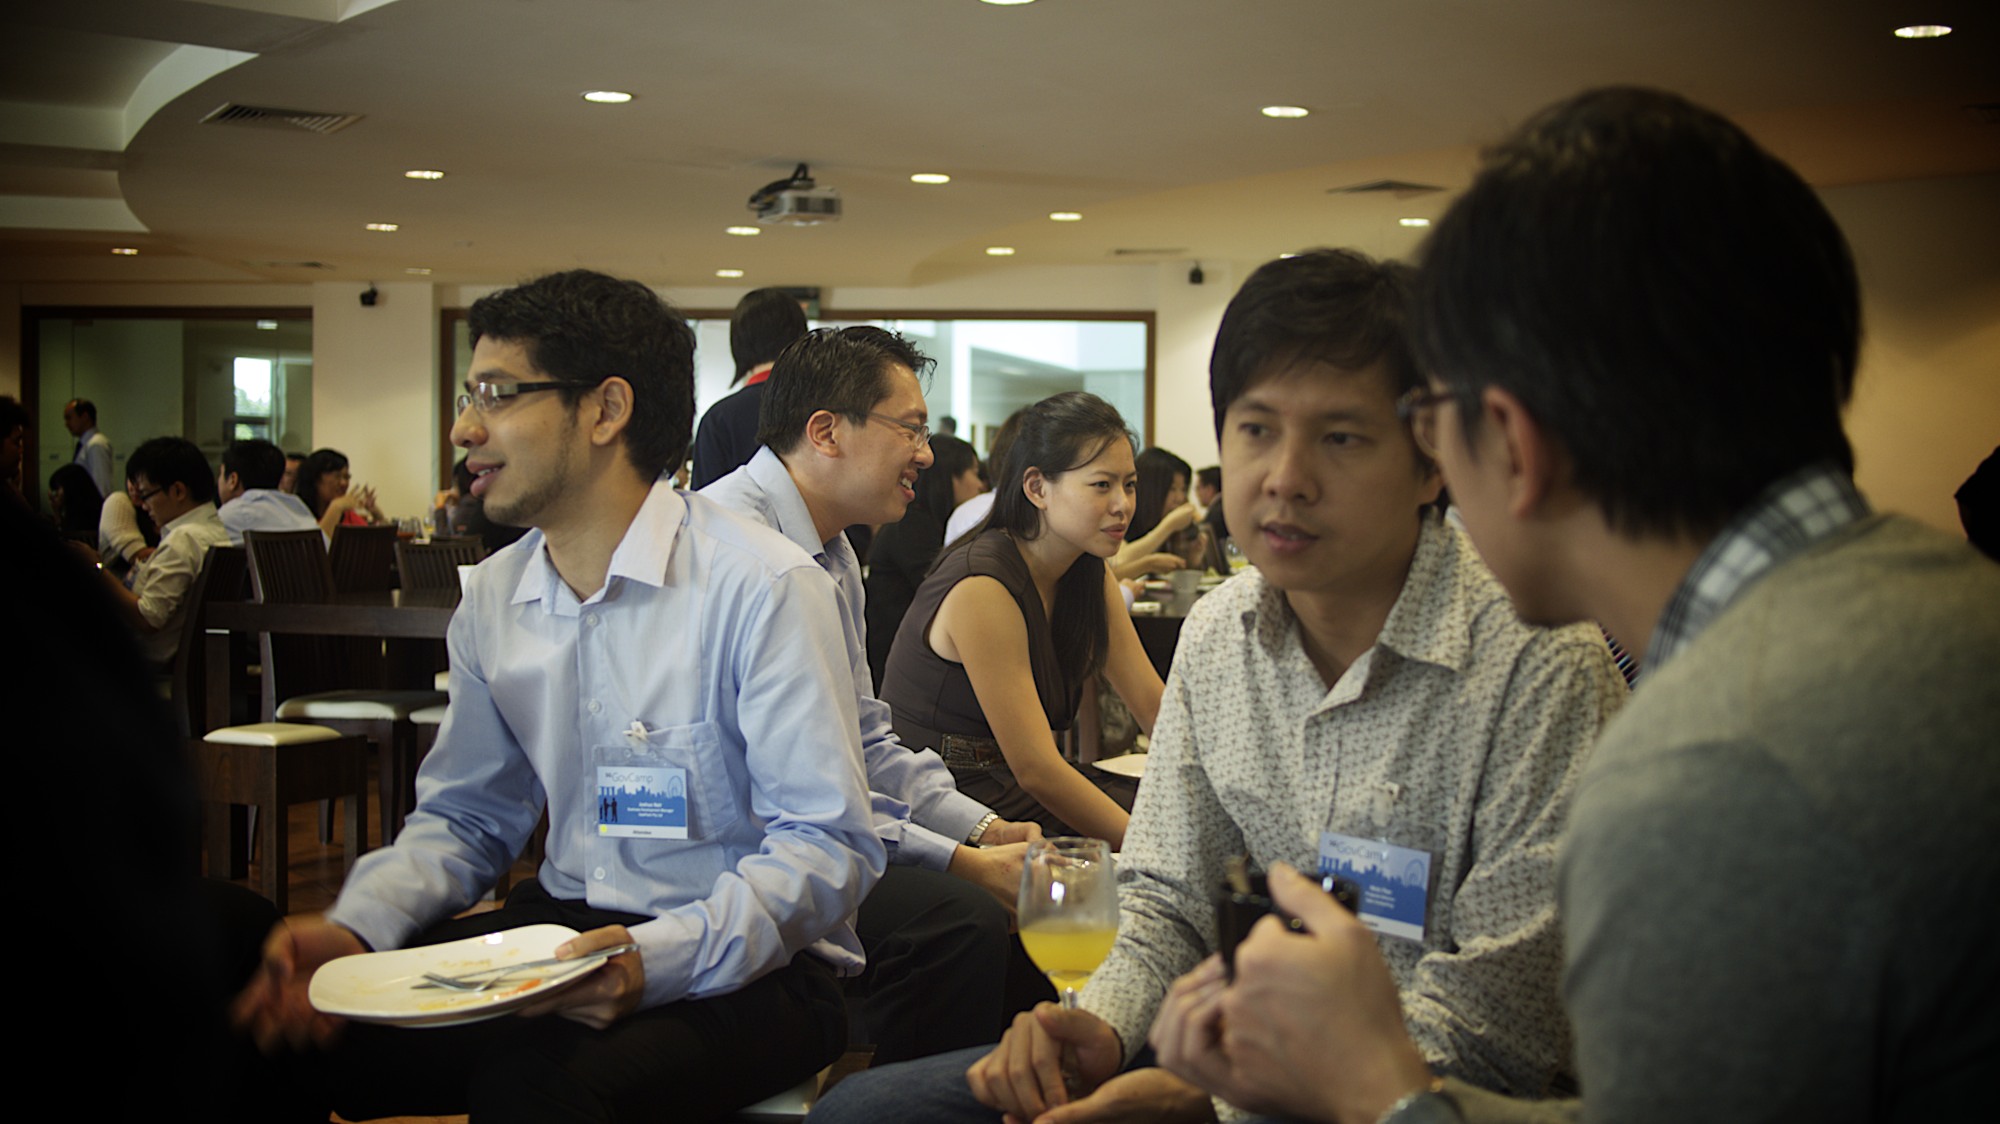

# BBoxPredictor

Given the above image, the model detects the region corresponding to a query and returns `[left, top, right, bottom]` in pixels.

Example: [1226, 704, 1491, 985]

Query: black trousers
[850, 865, 1056, 1064]
[312, 880, 847, 1124]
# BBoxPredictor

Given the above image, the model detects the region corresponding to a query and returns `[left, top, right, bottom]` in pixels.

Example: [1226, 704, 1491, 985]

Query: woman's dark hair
[295, 448, 349, 518]
[912, 433, 978, 524]
[48, 463, 104, 538]
[1130, 446, 1192, 541]
[953, 391, 1135, 686]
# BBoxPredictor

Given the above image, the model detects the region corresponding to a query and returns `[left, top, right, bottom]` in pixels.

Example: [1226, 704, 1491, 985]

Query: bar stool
[198, 722, 370, 915]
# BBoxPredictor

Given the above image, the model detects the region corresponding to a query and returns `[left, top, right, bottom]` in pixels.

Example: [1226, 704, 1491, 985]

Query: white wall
[309, 281, 438, 521]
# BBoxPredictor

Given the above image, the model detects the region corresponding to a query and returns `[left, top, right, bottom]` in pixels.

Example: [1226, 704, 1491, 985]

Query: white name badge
[596, 765, 689, 839]
[1319, 831, 1432, 942]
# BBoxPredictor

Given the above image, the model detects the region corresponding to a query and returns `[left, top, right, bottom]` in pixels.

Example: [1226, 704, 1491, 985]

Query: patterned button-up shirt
[1084, 515, 1628, 1099]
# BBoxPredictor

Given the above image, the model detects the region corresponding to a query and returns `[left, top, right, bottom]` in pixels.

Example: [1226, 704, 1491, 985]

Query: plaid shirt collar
[1647, 463, 1871, 672]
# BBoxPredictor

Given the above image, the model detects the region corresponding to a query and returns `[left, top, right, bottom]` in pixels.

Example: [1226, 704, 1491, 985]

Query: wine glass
[1017, 836, 1119, 1008]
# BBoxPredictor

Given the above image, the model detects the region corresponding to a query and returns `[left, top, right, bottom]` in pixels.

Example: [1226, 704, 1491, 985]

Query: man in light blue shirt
[64, 397, 115, 497]
[233, 270, 884, 1124]
[215, 437, 318, 543]
[704, 326, 1048, 1062]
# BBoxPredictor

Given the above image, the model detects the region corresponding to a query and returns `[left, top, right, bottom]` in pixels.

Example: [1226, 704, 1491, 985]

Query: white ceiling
[1, 0, 1993, 291]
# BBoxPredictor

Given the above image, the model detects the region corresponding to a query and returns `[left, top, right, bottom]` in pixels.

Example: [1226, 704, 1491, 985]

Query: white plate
[1091, 752, 1148, 779]
[309, 924, 606, 1028]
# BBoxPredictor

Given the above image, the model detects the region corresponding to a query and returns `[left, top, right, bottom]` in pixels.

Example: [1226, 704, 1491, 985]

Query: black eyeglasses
[130, 484, 165, 504]
[1395, 387, 1453, 459]
[866, 412, 932, 449]
[457, 378, 605, 414]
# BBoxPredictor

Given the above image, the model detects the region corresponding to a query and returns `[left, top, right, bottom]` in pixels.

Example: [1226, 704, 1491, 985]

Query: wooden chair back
[329, 524, 400, 593]
[396, 537, 483, 592]
[244, 530, 366, 714]
[168, 545, 247, 738]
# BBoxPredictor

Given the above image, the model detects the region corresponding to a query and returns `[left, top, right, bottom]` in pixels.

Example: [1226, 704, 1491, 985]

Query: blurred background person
[295, 447, 384, 536]
[47, 462, 104, 545]
[216, 438, 318, 543]
[691, 287, 810, 488]
[866, 432, 983, 687]
[1114, 446, 1204, 577]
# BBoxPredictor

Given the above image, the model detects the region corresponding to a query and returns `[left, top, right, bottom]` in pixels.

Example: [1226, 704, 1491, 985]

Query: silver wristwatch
[966, 812, 999, 845]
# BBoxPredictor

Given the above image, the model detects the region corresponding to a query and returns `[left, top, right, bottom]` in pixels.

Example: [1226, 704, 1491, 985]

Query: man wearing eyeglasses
[704, 326, 1050, 1064]
[96, 435, 231, 665]
[232, 270, 883, 1124]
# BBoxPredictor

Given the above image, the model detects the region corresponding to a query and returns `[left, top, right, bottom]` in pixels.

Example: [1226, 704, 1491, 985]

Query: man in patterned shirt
[810, 249, 1629, 1123]
[1149, 88, 1998, 1124]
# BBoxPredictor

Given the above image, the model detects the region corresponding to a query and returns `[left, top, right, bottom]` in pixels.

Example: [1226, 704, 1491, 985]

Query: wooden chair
[244, 530, 445, 844]
[177, 546, 371, 912]
[396, 536, 483, 592]
[329, 523, 400, 593]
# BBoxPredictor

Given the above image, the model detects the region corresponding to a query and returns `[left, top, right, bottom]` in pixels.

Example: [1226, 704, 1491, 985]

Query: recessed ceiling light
[1399, 217, 1432, 228]
[1261, 105, 1310, 119]
[716, 268, 745, 278]
[405, 267, 433, 275]
[1893, 24, 1951, 38]
[1279, 253, 1298, 259]
[910, 173, 952, 185]
[582, 90, 633, 103]
[110, 247, 138, 255]
[985, 246, 1016, 256]
[365, 222, 399, 232]
[255, 319, 278, 330]
[980, 0, 1037, 6]
[404, 169, 446, 180]
[725, 226, 762, 237]
[1048, 211, 1083, 222]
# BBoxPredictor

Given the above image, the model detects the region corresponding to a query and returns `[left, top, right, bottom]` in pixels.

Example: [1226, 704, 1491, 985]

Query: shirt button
[588, 699, 602, 714]
[584, 614, 597, 628]
[593, 866, 607, 881]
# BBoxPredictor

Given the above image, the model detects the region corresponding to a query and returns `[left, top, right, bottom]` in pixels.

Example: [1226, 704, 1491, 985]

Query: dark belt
[939, 733, 1006, 769]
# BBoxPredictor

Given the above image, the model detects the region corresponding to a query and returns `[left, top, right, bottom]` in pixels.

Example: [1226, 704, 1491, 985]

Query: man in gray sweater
[1150, 86, 1999, 1123]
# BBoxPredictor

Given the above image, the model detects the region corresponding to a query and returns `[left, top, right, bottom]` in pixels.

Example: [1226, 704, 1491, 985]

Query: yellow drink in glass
[1021, 923, 1118, 992]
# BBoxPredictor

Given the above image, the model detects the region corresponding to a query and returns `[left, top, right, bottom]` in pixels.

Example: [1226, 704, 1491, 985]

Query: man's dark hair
[221, 438, 286, 491]
[1209, 249, 1422, 441]
[1132, 446, 1193, 541]
[67, 398, 98, 423]
[730, 288, 810, 384]
[468, 269, 696, 482]
[0, 395, 26, 435]
[1197, 465, 1222, 492]
[1413, 86, 1861, 539]
[126, 436, 217, 505]
[756, 326, 935, 456]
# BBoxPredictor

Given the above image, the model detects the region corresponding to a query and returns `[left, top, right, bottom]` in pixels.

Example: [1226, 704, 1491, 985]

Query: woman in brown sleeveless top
[878, 392, 1165, 849]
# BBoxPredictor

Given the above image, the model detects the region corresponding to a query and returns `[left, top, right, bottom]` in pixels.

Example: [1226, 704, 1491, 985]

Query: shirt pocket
[592, 721, 742, 842]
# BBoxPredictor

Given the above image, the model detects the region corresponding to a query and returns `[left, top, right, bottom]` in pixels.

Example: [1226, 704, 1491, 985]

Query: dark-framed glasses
[457, 378, 604, 414]
[1395, 387, 1452, 460]
[866, 412, 932, 449]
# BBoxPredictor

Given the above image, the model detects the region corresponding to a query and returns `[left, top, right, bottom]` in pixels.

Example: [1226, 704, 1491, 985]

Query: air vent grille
[1327, 179, 1445, 199]
[1110, 247, 1188, 256]
[202, 104, 363, 135]
[250, 260, 337, 270]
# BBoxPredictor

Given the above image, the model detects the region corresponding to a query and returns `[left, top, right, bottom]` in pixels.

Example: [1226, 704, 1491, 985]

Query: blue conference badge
[596, 765, 689, 839]
[1318, 831, 1432, 942]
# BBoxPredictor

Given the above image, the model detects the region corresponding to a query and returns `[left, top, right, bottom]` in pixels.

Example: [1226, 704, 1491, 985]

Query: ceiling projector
[748, 162, 841, 226]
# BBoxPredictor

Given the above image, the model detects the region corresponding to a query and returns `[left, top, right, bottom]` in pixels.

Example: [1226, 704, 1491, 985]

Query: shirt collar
[162, 501, 218, 536]
[1235, 512, 1467, 676]
[512, 481, 686, 608]
[1648, 463, 1870, 671]
[746, 446, 855, 573]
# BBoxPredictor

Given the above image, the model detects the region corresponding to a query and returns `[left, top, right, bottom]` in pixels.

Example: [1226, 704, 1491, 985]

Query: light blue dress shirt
[703, 448, 992, 871]
[326, 482, 885, 1009]
[217, 488, 319, 543]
